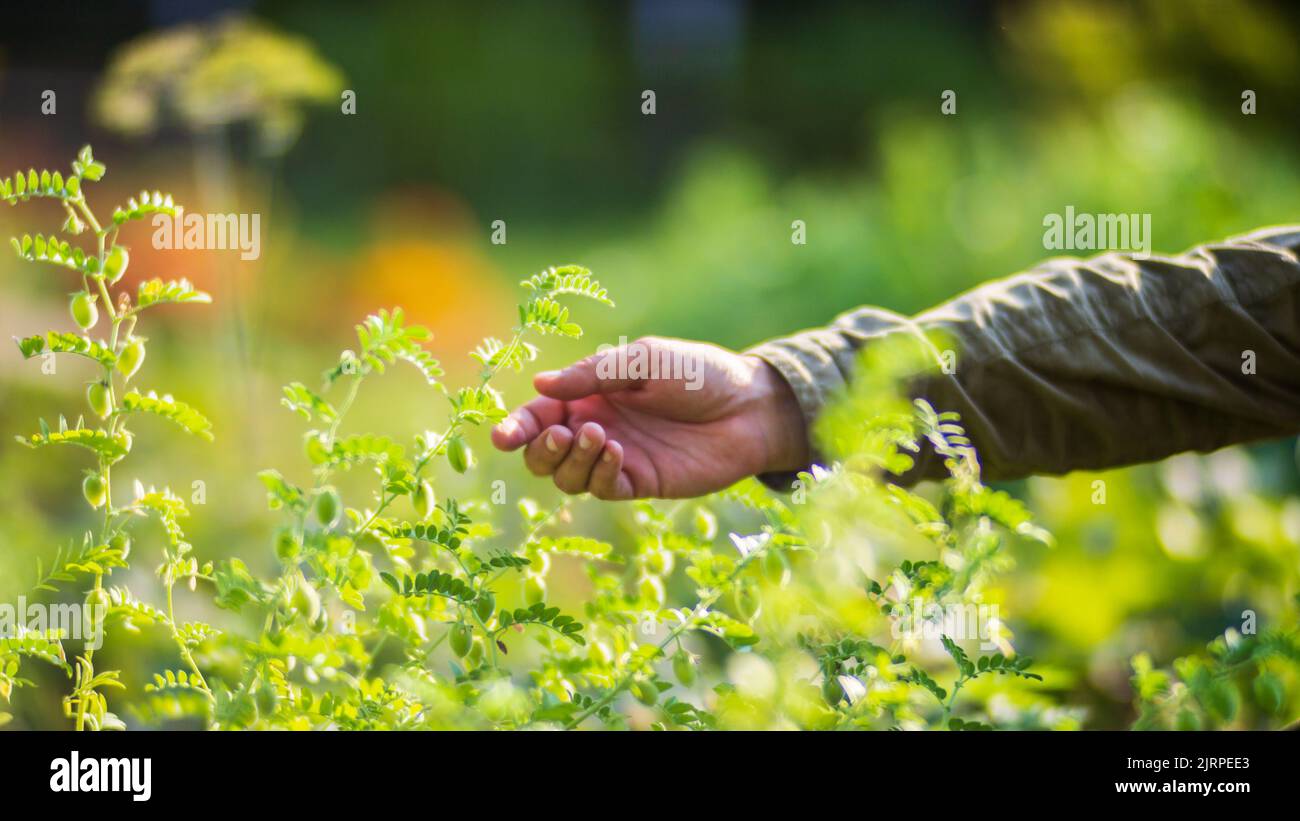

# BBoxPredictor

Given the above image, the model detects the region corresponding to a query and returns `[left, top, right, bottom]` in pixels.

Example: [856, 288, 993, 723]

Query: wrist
[743, 354, 811, 475]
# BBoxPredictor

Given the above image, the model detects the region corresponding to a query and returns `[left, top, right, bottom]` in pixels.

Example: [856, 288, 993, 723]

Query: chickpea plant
[1130, 615, 1300, 730]
[4, 147, 1296, 731]
[2, 146, 214, 730]
[188, 276, 817, 730]
[196, 268, 621, 728]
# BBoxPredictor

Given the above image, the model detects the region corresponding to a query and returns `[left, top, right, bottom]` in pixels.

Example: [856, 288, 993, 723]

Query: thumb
[534, 343, 649, 400]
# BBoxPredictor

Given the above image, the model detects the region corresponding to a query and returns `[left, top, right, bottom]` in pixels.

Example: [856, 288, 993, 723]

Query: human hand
[490, 337, 809, 499]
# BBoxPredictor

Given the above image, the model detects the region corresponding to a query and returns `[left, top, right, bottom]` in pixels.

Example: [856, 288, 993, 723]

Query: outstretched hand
[490, 337, 808, 499]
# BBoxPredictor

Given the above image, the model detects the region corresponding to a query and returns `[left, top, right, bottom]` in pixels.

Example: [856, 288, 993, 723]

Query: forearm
[751, 226, 1300, 484]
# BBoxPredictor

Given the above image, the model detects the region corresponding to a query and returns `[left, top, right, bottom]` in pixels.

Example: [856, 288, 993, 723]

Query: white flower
[728, 531, 770, 558]
[838, 675, 868, 705]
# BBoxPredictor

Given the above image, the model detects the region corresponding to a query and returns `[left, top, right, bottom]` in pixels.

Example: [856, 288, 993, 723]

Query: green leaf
[470, 336, 538, 374]
[316, 433, 410, 473]
[143, 668, 206, 693]
[0, 166, 77, 204]
[940, 635, 975, 678]
[379, 520, 469, 552]
[520, 265, 614, 306]
[383, 569, 475, 603]
[106, 586, 170, 631]
[905, 667, 948, 702]
[449, 385, 507, 425]
[516, 266, 613, 339]
[9, 232, 91, 273]
[14, 331, 117, 367]
[135, 278, 212, 310]
[213, 559, 271, 612]
[281, 382, 339, 423]
[111, 190, 179, 225]
[16, 427, 131, 462]
[1202, 680, 1240, 723]
[0, 632, 70, 675]
[530, 535, 613, 559]
[257, 469, 306, 512]
[694, 611, 759, 649]
[325, 308, 437, 386]
[520, 295, 583, 338]
[32, 535, 130, 593]
[118, 390, 214, 440]
[398, 347, 444, 387]
[497, 602, 587, 645]
[129, 488, 192, 551]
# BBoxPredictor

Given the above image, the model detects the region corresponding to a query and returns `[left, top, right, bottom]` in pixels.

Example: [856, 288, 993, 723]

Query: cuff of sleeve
[745, 340, 847, 492]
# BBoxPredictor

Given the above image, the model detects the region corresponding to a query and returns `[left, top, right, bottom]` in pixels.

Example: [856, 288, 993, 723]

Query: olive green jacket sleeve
[748, 226, 1300, 486]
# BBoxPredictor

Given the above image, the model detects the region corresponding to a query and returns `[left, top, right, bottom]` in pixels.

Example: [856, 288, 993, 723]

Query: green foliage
[111, 190, 178, 225]
[281, 382, 337, 424]
[1, 165, 79, 204]
[118, 390, 214, 441]
[381, 569, 476, 603]
[15, 331, 118, 367]
[1131, 623, 1300, 730]
[7, 149, 1296, 733]
[171, 267, 619, 728]
[471, 336, 538, 375]
[32, 537, 131, 594]
[518, 264, 615, 339]
[449, 385, 508, 425]
[531, 536, 613, 560]
[323, 307, 439, 386]
[134, 278, 212, 310]
[521, 265, 613, 304]
[10, 233, 99, 275]
[4, 146, 215, 730]
[17, 424, 132, 463]
[496, 602, 587, 645]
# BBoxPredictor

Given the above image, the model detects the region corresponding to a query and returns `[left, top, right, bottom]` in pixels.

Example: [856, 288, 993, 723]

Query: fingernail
[546, 432, 559, 452]
[538, 370, 562, 380]
[602, 450, 613, 463]
[499, 417, 519, 435]
[578, 431, 593, 450]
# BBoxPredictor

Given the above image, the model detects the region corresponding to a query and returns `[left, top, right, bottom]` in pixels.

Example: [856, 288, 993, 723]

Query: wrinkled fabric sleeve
[748, 226, 1300, 488]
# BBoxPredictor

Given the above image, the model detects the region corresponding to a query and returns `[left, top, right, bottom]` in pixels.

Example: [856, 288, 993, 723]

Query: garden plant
[2, 146, 212, 730]
[2, 147, 1297, 731]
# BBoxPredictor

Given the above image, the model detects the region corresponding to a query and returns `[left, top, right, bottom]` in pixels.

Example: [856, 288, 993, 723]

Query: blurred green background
[1, 0, 1298, 728]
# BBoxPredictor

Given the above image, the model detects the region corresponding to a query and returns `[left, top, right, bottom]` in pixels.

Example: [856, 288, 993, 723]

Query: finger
[553, 422, 606, 494]
[492, 397, 566, 451]
[589, 439, 634, 501]
[523, 425, 574, 477]
[535, 339, 659, 400]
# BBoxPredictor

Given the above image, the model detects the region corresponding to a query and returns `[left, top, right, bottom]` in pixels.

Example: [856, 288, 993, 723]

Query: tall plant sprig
[206, 266, 612, 728]
[4, 146, 214, 730]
